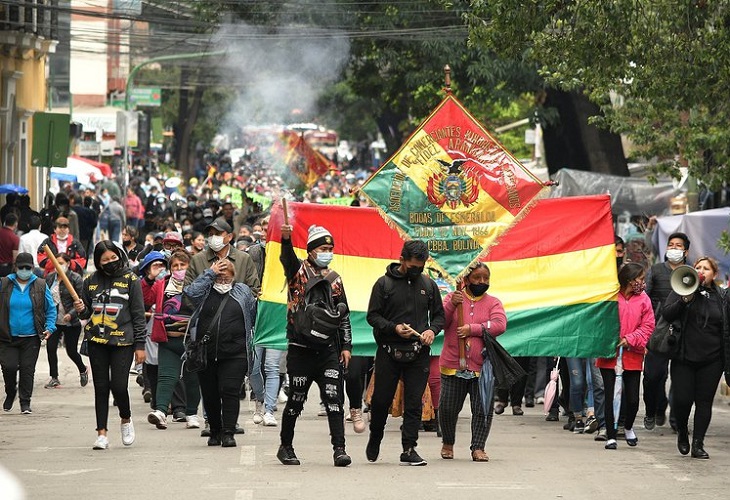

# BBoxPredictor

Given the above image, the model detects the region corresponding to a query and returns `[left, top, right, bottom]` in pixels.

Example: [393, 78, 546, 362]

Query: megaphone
[670, 265, 700, 295]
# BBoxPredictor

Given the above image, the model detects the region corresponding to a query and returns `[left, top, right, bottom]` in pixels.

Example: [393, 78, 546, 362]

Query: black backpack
[293, 268, 348, 346]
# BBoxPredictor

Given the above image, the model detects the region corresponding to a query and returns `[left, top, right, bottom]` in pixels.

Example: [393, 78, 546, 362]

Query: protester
[0, 213, 19, 277]
[276, 223, 353, 466]
[138, 251, 168, 406]
[187, 231, 205, 255]
[662, 256, 730, 459]
[643, 232, 690, 431]
[598, 262, 654, 450]
[439, 262, 506, 462]
[366, 240, 445, 466]
[147, 250, 201, 430]
[37, 216, 87, 275]
[76, 241, 146, 450]
[18, 216, 46, 268]
[0, 253, 56, 413]
[122, 226, 145, 264]
[43, 253, 88, 389]
[184, 257, 256, 447]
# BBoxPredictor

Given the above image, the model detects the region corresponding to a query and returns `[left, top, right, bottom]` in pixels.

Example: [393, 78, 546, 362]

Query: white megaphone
[670, 265, 701, 295]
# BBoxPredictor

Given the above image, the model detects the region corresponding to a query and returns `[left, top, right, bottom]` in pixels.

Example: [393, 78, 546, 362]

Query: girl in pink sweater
[598, 262, 655, 450]
[439, 262, 507, 462]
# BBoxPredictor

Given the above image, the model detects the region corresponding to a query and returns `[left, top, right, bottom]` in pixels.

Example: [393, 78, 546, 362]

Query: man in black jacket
[365, 240, 445, 466]
[276, 223, 353, 467]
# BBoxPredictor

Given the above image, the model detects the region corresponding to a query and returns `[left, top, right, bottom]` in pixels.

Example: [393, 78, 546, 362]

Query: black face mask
[405, 266, 424, 280]
[468, 283, 489, 296]
[101, 259, 123, 276]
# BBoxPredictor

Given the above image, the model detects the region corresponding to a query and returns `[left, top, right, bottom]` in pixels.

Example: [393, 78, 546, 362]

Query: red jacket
[596, 291, 655, 371]
[37, 234, 87, 275]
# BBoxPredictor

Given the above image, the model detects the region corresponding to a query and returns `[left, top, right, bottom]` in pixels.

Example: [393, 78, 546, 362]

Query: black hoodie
[367, 263, 445, 346]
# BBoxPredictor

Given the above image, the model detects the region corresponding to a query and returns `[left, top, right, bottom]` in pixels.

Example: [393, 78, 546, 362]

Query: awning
[51, 157, 105, 185]
[69, 155, 112, 177]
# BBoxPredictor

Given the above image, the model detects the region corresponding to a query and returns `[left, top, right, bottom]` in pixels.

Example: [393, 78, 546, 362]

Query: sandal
[471, 449, 489, 462]
[440, 444, 454, 459]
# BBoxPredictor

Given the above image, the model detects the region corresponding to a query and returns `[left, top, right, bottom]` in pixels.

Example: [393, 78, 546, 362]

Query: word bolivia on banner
[359, 94, 546, 281]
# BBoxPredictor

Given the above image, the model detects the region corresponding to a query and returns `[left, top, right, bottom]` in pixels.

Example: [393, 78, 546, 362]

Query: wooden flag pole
[444, 64, 452, 94]
[43, 244, 80, 302]
[282, 198, 289, 225]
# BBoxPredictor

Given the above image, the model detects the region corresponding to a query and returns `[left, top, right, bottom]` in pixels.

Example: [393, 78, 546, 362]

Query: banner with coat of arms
[358, 94, 547, 281]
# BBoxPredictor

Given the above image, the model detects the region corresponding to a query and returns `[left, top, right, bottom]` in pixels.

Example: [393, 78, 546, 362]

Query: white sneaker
[121, 421, 135, 446]
[262, 412, 278, 427]
[93, 434, 109, 450]
[253, 401, 264, 424]
[185, 415, 201, 429]
[278, 388, 288, 404]
[350, 408, 366, 433]
[147, 409, 168, 429]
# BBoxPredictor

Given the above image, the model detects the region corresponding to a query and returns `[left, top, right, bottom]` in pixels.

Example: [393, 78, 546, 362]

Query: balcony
[0, 1, 59, 57]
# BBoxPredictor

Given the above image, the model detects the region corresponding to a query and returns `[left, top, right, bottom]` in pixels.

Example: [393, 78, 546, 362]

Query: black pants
[88, 342, 135, 431]
[46, 324, 86, 378]
[197, 357, 247, 435]
[369, 346, 430, 451]
[344, 355, 372, 409]
[496, 356, 532, 406]
[642, 350, 669, 418]
[670, 358, 723, 441]
[601, 369, 641, 440]
[280, 344, 345, 450]
[0, 336, 42, 408]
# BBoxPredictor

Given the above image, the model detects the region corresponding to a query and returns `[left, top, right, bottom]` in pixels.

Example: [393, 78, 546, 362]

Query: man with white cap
[275, 222, 352, 467]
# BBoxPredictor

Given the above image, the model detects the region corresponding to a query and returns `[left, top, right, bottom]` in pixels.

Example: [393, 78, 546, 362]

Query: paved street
[2, 349, 730, 500]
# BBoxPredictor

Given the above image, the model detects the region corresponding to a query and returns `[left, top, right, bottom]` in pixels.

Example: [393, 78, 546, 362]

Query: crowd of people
[0, 161, 729, 465]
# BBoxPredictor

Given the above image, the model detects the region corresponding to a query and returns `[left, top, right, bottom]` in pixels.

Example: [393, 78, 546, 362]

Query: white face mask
[213, 282, 232, 294]
[666, 248, 684, 264]
[208, 235, 226, 252]
[60, 264, 69, 273]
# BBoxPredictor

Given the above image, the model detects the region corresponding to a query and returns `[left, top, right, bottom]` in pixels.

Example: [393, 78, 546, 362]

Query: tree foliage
[465, 0, 730, 188]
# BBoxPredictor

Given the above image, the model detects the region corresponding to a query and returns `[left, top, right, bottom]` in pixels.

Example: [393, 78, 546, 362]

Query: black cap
[206, 217, 232, 234]
[15, 252, 34, 268]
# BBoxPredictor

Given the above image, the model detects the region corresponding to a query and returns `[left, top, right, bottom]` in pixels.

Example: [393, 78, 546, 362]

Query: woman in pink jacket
[438, 262, 507, 462]
[598, 262, 655, 450]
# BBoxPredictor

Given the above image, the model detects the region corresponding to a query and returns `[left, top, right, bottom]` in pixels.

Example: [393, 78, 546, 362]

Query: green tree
[465, 0, 730, 188]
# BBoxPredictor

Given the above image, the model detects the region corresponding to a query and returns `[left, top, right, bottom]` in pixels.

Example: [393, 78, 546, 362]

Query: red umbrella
[543, 357, 560, 415]
[70, 155, 112, 177]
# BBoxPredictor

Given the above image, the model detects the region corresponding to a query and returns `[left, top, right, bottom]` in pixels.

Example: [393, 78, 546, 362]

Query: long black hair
[93, 240, 129, 273]
[618, 262, 644, 288]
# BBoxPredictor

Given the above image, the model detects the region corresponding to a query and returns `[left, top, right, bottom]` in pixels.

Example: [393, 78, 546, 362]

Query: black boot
[221, 433, 237, 448]
[691, 438, 709, 459]
[207, 431, 222, 446]
[677, 427, 690, 456]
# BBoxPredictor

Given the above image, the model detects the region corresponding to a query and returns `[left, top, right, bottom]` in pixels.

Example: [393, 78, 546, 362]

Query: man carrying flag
[276, 222, 353, 467]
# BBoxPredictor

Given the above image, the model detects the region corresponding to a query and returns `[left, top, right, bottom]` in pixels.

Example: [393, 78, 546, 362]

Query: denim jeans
[565, 358, 605, 426]
[249, 346, 283, 413]
[588, 360, 605, 427]
[565, 358, 587, 416]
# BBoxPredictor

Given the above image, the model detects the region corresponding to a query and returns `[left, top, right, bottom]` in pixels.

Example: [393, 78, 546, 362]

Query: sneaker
[594, 428, 608, 441]
[147, 409, 168, 429]
[366, 432, 382, 462]
[400, 448, 427, 466]
[644, 416, 656, 431]
[525, 397, 535, 408]
[186, 415, 201, 429]
[655, 412, 667, 427]
[545, 410, 559, 422]
[278, 387, 288, 404]
[625, 428, 638, 447]
[253, 401, 264, 424]
[234, 423, 246, 435]
[318, 403, 327, 416]
[263, 412, 278, 427]
[44, 377, 61, 389]
[563, 415, 576, 431]
[80, 367, 89, 387]
[350, 408, 366, 433]
[584, 415, 599, 434]
[277, 445, 300, 465]
[605, 438, 617, 450]
[3, 392, 15, 412]
[172, 411, 187, 422]
[121, 421, 135, 446]
[142, 389, 152, 403]
[20, 406, 32, 414]
[221, 434, 237, 448]
[200, 420, 211, 437]
[494, 402, 505, 415]
[512, 406, 524, 416]
[574, 419, 585, 434]
[333, 447, 352, 467]
[93, 435, 109, 450]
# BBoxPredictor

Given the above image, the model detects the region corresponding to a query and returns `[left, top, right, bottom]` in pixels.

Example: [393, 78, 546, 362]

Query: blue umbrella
[613, 347, 624, 430]
[0, 184, 28, 195]
[478, 356, 495, 417]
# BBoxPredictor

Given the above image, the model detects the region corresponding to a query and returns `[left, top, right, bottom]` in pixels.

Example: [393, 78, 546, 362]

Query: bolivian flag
[359, 94, 547, 282]
[278, 130, 336, 188]
[254, 196, 618, 357]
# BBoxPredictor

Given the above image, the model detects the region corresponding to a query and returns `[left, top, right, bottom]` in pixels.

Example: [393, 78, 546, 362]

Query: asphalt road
[1, 349, 729, 500]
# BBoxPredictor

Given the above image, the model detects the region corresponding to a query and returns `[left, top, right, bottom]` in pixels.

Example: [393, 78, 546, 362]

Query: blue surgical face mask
[16, 269, 33, 281]
[313, 251, 333, 267]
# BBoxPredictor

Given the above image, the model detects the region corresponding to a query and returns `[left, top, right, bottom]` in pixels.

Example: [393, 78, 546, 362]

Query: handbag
[80, 338, 89, 356]
[647, 314, 681, 358]
[382, 341, 423, 363]
[182, 294, 229, 373]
